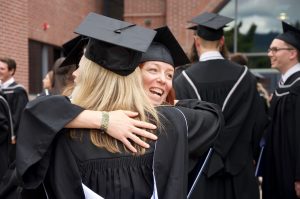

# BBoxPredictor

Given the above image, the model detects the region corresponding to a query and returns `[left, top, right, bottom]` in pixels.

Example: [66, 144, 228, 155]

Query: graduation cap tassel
[187, 147, 213, 198]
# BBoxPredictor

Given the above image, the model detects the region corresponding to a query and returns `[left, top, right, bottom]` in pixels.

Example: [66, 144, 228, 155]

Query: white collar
[199, 51, 224, 62]
[1, 77, 15, 88]
[281, 63, 300, 83]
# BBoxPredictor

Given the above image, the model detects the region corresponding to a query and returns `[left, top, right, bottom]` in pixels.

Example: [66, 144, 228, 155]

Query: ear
[219, 36, 225, 47]
[290, 49, 298, 60]
[193, 35, 200, 49]
[9, 69, 15, 76]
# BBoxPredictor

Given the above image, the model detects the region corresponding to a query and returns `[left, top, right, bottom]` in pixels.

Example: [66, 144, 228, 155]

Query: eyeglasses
[268, 47, 295, 53]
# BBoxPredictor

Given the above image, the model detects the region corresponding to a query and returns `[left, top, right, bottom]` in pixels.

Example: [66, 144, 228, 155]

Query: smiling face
[0, 61, 13, 83]
[140, 61, 174, 106]
[268, 39, 297, 74]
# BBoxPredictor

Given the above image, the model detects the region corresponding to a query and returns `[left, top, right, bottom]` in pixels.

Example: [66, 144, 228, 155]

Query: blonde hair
[71, 56, 159, 154]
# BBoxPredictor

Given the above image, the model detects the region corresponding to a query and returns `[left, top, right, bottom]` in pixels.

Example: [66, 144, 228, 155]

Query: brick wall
[28, 0, 102, 47]
[124, 0, 227, 56]
[0, 0, 102, 91]
[0, 0, 29, 88]
[124, 0, 166, 28]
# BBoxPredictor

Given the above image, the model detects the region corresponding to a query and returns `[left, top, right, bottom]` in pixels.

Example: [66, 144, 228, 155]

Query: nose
[157, 73, 166, 84]
[267, 50, 273, 57]
[72, 69, 78, 79]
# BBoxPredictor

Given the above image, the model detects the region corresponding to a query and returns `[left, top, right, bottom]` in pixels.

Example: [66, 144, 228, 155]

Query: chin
[151, 99, 162, 106]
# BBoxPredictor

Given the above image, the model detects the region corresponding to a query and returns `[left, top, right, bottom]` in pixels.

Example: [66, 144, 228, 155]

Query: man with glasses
[262, 21, 300, 199]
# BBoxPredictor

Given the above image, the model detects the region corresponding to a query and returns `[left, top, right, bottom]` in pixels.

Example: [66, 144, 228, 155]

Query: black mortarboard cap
[60, 36, 88, 68]
[189, 12, 233, 41]
[276, 21, 300, 51]
[74, 12, 157, 76]
[140, 26, 190, 67]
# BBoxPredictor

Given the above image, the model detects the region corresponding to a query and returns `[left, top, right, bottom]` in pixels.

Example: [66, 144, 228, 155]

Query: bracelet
[100, 111, 109, 132]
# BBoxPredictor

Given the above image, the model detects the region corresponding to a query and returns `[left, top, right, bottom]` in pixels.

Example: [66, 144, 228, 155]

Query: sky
[219, 0, 299, 34]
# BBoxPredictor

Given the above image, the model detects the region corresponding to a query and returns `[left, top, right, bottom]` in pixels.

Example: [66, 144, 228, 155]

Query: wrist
[100, 111, 109, 132]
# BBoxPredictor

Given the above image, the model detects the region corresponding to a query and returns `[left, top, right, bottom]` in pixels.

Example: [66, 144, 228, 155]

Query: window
[220, 0, 300, 68]
[28, 40, 62, 94]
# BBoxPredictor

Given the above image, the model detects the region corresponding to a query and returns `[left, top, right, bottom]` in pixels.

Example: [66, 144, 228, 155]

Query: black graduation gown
[262, 71, 300, 199]
[0, 95, 223, 199]
[2, 82, 28, 136]
[174, 64, 191, 80]
[174, 60, 268, 199]
[0, 94, 12, 180]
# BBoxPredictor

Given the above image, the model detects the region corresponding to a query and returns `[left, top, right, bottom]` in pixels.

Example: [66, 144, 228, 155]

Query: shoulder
[156, 106, 188, 126]
[287, 78, 300, 95]
[0, 95, 9, 109]
[174, 64, 191, 78]
[29, 95, 70, 106]
[4, 83, 27, 94]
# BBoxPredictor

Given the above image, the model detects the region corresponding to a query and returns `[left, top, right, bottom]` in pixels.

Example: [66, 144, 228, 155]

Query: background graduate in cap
[9, 13, 223, 199]
[173, 12, 268, 199]
[262, 21, 300, 199]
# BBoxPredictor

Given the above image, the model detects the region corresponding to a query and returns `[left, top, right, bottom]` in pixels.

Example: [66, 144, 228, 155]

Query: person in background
[0, 90, 14, 181]
[262, 21, 300, 199]
[230, 52, 270, 186]
[51, 57, 75, 95]
[0, 57, 28, 143]
[59, 36, 89, 96]
[41, 70, 54, 96]
[174, 25, 230, 79]
[230, 52, 271, 109]
[230, 52, 248, 65]
[174, 12, 268, 199]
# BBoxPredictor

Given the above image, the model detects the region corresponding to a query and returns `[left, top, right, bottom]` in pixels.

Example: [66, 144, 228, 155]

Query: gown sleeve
[175, 99, 224, 166]
[16, 95, 84, 189]
[45, 132, 85, 199]
[207, 72, 263, 176]
[10, 87, 28, 135]
[293, 89, 300, 180]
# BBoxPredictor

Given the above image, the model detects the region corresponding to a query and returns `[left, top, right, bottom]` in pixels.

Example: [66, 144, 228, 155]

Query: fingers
[128, 133, 150, 149]
[132, 119, 157, 130]
[131, 127, 157, 140]
[121, 138, 137, 153]
[123, 110, 139, 117]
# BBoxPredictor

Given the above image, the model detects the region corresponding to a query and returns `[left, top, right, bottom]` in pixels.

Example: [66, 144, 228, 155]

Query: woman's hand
[66, 110, 157, 153]
[108, 110, 157, 153]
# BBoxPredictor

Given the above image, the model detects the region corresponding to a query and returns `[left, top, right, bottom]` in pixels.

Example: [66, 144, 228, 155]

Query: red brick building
[0, 0, 225, 94]
[124, 0, 227, 52]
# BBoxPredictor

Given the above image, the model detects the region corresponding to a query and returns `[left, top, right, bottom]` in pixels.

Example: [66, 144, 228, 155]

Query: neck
[199, 47, 219, 56]
[280, 61, 299, 75]
[2, 77, 13, 84]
